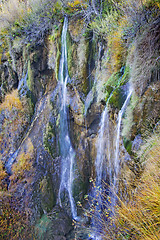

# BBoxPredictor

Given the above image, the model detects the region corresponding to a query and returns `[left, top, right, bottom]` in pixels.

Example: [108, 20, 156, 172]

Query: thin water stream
[58, 17, 77, 219]
[92, 85, 132, 237]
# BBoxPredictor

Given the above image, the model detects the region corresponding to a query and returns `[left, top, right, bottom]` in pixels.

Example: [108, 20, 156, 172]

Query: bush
[11, 138, 34, 181]
[0, 90, 30, 163]
[0, 192, 34, 240]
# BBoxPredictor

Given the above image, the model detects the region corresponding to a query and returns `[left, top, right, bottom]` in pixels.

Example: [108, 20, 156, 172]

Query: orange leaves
[116, 131, 160, 239]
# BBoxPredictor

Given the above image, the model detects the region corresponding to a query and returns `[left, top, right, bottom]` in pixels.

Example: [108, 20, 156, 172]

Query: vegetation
[0, 90, 33, 239]
[0, 0, 159, 239]
[0, 90, 30, 163]
[116, 128, 160, 239]
[77, 127, 160, 239]
[0, 192, 34, 240]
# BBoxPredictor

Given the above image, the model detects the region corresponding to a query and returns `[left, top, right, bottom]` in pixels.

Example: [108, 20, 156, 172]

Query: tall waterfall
[58, 17, 77, 219]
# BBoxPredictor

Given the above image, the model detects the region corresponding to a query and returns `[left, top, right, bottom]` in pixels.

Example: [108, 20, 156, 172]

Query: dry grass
[78, 128, 160, 240]
[116, 129, 160, 239]
[0, 0, 54, 31]
[0, 0, 27, 29]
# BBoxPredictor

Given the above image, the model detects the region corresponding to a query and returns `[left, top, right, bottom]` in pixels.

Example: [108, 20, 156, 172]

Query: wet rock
[35, 205, 73, 240]
[132, 135, 143, 153]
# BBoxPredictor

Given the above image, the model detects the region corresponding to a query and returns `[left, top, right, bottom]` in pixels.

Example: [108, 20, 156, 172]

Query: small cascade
[95, 105, 108, 185]
[58, 17, 77, 219]
[114, 88, 133, 187]
[5, 150, 19, 175]
[92, 94, 113, 239]
[91, 85, 132, 237]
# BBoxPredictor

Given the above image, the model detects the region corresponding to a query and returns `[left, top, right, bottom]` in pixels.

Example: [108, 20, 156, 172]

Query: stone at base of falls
[35, 205, 73, 240]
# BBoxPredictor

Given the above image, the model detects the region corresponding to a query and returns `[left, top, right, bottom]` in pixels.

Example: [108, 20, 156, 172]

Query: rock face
[0, 13, 160, 239]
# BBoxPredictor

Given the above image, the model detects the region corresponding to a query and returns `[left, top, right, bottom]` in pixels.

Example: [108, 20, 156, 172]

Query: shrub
[0, 89, 23, 111]
[0, 90, 30, 163]
[0, 192, 34, 240]
[128, 16, 160, 96]
[11, 138, 34, 181]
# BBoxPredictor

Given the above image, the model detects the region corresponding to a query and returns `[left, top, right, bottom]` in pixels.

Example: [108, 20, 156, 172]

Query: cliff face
[0, 1, 160, 239]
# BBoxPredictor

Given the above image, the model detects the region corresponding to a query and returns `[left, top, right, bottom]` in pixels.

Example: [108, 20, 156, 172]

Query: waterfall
[114, 88, 133, 186]
[95, 106, 108, 185]
[58, 17, 77, 219]
[5, 150, 19, 175]
[91, 86, 132, 238]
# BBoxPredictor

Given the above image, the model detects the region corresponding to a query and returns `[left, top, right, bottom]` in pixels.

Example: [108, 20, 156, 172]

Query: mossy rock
[35, 206, 72, 240]
[44, 120, 58, 158]
[109, 87, 125, 110]
[123, 137, 132, 155]
[39, 174, 56, 213]
[66, 31, 77, 78]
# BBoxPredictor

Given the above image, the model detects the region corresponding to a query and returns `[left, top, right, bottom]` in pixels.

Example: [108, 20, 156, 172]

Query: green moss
[105, 72, 120, 88]
[55, 33, 61, 80]
[109, 87, 125, 109]
[123, 138, 132, 155]
[35, 215, 52, 239]
[44, 121, 57, 158]
[39, 174, 56, 212]
[104, 66, 130, 108]
[66, 31, 76, 78]
[27, 59, 33, 91]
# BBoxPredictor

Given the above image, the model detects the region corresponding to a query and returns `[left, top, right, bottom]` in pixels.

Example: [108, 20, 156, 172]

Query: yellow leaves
[67, 0, 87, 11]
[0, 89, 30, 164]
[11, 139, 34, 181]
[0, 90, 23, 111]
[107, 16, 128, 73]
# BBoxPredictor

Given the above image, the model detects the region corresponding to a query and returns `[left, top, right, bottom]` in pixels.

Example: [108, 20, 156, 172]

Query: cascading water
[92, 85, 132, 238]
[95, 105, 108, 185]
[92, 94, 113, 239]
[114, 88, 133, 186]
[58, 17, 77, 219]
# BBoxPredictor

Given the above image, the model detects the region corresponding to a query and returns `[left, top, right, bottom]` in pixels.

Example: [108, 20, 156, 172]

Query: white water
[114, 88, 133, 186]
[18, 72, 29, 96]
[5, 150, 19, 174]
[58, 17, 77, 219]
[95, 105, 108, 185]
[91, 86, 132, 237]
